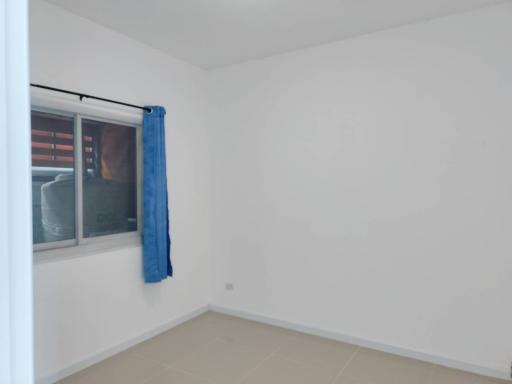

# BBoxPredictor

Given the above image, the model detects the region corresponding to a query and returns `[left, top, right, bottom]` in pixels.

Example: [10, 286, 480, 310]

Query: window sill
[33, 236, 142, 264]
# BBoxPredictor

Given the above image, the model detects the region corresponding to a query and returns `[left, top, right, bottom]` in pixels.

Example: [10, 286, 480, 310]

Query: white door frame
[0, 0, 34, 383]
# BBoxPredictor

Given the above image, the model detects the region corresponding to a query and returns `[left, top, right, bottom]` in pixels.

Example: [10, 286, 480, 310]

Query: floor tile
[341, 347, 433, 384]
[129, 320, 217, 366]
[431, 366, 509, 384]
[57, 312, 510, 384]
[171, 338, 271, 384]
[60, 351, 166, 384]
[190, 312, 296, 353]
[143, 367, 214, 384]
[275, 332, 357, 377]
[241, 354, 336, 384]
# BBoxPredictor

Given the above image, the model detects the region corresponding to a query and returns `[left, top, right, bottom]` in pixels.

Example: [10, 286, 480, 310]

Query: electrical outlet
[225, 283, 234, 291]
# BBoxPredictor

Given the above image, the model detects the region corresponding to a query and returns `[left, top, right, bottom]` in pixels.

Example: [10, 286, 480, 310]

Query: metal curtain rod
[30, 83, 152, 113]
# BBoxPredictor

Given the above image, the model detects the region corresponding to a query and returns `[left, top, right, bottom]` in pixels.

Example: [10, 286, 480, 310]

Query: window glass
[31, 111, 75, 244]
[82, 119, 137, 238]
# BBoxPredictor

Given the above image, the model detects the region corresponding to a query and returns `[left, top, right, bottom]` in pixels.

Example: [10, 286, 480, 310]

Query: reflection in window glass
[82, 119, 137, 238]
[31, 111, 75, 244]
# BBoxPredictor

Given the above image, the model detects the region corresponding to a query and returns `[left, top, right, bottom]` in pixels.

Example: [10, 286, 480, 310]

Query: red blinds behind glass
[31, 117, 94, 168]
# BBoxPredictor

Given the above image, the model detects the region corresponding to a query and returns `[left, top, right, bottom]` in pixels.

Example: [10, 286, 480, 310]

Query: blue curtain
[143, 106, 172, 283]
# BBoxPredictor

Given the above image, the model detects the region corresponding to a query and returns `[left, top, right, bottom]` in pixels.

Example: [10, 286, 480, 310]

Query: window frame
[32, 105, 143, 259]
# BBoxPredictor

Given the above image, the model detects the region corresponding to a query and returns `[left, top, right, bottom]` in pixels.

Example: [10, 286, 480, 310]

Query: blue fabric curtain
[143, 106, 172, 283]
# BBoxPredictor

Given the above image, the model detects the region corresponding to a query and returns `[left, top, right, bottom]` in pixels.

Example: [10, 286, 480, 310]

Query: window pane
[32, 111, 75, 244]
[82, 119, 137, 238]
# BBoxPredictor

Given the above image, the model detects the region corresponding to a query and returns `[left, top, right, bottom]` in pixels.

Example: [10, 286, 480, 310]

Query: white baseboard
[36, 303, 510, 383]
[37, 305, 209, 384]
[209, 304, 510, 381]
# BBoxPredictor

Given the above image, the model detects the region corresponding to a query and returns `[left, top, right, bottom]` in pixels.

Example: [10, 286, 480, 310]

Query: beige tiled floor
[59, 312, 508, 384]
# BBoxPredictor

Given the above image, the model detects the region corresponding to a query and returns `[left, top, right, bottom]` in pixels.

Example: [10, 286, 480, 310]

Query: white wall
[1, 0, 34, 383]
[208, 3, 512, 378]
[30, 0, 211, 380]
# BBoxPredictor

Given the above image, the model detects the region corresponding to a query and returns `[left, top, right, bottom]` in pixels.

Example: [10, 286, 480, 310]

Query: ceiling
[44, 0, 502, 69]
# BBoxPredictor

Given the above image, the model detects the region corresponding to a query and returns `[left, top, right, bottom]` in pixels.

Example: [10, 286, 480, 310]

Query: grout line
[41, 306, 210, 384]
[168, 365, 221, 383]
[167, 336, 224, 366]
[210, 305, 511, 381]
[139, 366, 173, 384]
[329, 346, 361, 384]
[132, 336, 223, 373]
[231, 327, 287, 383]
[236, 350, 278, 384]
[265, 350, 358, 382]
[164, 337, 233, 383]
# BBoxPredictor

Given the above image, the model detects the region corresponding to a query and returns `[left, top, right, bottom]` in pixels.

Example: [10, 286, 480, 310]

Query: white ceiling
[44, 0, 502, 69]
